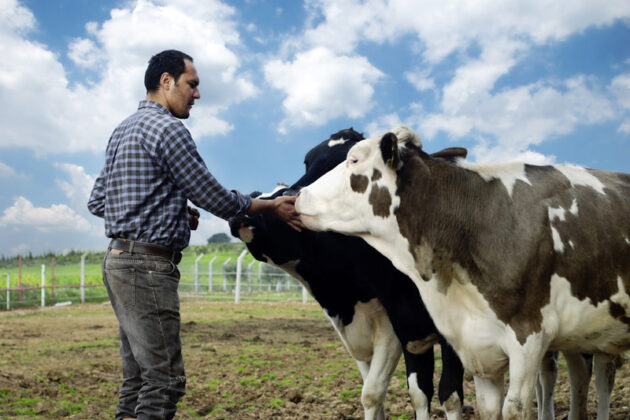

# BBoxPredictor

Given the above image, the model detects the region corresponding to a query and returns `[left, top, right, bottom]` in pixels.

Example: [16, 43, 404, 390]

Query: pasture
[0, 299, 629, 419]
[0, 244, 309, 309]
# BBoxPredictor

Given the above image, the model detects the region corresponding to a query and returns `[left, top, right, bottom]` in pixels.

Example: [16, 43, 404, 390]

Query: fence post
[222, 257, 232, 291]
[41, 264, 46, 307]
[208, 256, 217, 292]
[247, 260, 255, 292]
[18, 256, 22, 307]
[51, 257, 55, 305]
[258, 261, 264, 291]
[302, 285, 308, 303]
[6, 273, 9, 310]
[194, 254, 204, 293]
[80, 253, 87, 304]
[234, 250, 247, 304]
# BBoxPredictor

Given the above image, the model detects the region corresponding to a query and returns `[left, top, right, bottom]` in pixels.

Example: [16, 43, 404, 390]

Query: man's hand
[271, 196, 305, 232]
[188, 206, 200, 230]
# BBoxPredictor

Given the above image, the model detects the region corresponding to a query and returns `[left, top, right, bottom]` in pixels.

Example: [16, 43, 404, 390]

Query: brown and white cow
[295, 126, 630, 419]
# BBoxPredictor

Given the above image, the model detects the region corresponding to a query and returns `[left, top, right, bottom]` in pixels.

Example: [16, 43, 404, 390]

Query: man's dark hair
[144, 50, 193, 93]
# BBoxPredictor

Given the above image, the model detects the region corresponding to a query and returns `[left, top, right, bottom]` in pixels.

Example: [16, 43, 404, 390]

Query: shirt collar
[138, 99, 170, 115]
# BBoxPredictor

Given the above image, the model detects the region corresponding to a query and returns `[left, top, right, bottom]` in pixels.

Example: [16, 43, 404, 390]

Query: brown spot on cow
[369, 184, 392, 218]
[350, 174, 369, 193]
[371, 169, 382, 181]
[405, 334, 438, 354]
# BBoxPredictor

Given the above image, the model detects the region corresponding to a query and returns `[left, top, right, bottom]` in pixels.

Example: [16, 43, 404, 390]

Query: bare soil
[0, 300, 628, 419]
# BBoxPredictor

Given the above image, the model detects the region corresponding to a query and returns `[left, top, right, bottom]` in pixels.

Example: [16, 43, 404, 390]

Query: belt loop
[128, 240, 135, 255]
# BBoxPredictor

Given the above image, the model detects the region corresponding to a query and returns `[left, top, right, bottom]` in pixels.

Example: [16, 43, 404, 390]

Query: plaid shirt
[88, 100, 251, 251]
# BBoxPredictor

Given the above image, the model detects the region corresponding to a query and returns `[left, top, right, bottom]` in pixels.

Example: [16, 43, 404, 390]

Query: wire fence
[1, 251, 310, 310]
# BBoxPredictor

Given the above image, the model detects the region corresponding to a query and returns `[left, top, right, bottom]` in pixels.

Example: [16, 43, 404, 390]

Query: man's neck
[146, 91, 169, 111]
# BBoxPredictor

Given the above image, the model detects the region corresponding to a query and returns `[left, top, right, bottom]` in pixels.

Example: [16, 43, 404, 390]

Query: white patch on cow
[457, 160, 531, 197]
[547, 200, 578, 253]
[548, 205, 566, 252]
[328, 138, 347, 147]
[390, 125, 422, 147]
[612, 276, 630, 314]
[554, 164, 606, 195]
[407, 372, 430, 420]
[542, 274, 630, 353]
[550, 226, 565, 252]
[324, 299, 388, 362]
[257, 183, 289, 199]
[568, 240, 575, 249]
[625, 237, 630, 245]
[548, 205, 566, 222]
[262, 255, 313, 296]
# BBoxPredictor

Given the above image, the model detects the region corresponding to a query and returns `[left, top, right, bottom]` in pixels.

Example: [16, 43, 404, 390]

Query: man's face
[165, 59, 200, 119]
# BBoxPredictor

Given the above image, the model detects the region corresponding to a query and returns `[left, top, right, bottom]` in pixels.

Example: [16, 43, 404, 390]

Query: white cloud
[301, 0, 630, 61]
[611, 73, 630, 107]
[423, 76, 616, 162]
[264, 47, 383, 133]
[0, 0, 257, 155]
[365, 113, 405, 138]
[54, 163, 95, 209]
[266, 0, 629, 135]
[470, 138, 557, 165]
[0, 0, 34, 34]
[405, 70, 435, 92]
[0, 161, 17, 178]
[67, 37, 101, 69]
[0, 196, 93, 232]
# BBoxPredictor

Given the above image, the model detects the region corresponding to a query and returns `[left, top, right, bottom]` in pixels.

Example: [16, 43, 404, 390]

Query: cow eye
[348, 156, 359, 165]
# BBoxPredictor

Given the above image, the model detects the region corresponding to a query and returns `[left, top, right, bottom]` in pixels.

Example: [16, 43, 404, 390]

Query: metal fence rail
[1, 251, 310, 310]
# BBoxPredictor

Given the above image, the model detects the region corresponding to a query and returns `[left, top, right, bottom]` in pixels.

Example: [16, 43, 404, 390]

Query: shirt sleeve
[160, 122, 252, 220]
[87, 165, 107, 218]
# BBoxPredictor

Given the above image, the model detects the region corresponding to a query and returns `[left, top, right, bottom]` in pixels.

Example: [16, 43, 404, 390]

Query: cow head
[229, 127, 366, 263]
[296, 125, 423, 237]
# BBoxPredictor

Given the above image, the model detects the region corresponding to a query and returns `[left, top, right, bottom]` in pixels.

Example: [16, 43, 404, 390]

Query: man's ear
[160, 72, 173, 91]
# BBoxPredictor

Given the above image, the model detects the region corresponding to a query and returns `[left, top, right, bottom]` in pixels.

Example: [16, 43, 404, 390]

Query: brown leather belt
[109, 238, 182, 264]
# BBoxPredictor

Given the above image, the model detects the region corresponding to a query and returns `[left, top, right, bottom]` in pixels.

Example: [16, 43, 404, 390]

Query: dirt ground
[0, 299, 629, 419]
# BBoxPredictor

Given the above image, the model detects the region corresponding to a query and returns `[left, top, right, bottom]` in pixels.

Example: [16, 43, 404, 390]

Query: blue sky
[0, 0, 629, 257]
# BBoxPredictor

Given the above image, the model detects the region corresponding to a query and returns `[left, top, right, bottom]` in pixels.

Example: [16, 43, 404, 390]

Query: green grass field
[0, 243, 306, 309]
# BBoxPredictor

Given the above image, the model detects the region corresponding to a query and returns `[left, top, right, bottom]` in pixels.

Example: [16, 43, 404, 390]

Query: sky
[0, 0, 629, 257]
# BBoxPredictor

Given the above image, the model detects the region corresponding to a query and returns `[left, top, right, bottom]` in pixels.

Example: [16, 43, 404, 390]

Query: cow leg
[354, 360, 386, 420]
[503, 346, 545, 420]
[403, 347, 434, 420]
[564, 352, 590, 420]
[474, 375, 504, 420]
[361, 337, 402, 420]
[593, 353, 616, 420]
[536, 351, 558, 420]
[438, 338, 465, 420]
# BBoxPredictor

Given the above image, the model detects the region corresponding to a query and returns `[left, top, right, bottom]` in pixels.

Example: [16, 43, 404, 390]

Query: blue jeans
[103, 248, 186, 420]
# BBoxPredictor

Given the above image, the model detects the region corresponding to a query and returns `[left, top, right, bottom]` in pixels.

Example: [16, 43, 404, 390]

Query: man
[87, 49, 302, 420]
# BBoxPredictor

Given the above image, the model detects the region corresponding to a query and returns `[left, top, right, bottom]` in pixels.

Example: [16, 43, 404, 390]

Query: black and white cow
[230, 128, 467, 420]
[295, 126, 630, 420]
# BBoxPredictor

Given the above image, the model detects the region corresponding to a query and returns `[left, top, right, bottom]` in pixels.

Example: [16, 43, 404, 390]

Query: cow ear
[380, 132, 402, 170]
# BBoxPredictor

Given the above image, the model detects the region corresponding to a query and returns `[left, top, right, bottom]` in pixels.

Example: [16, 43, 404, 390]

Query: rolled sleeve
[161, 124, 252, 220]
